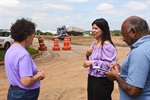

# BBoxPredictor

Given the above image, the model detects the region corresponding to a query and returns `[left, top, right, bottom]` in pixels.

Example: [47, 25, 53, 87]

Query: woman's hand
[37, 69, 45, 80]
[83, 60, 92, 68]
[86, 47, 93, 57]
[21, 69, 45, 87]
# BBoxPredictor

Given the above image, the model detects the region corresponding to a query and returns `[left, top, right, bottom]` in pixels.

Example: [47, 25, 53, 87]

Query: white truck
[65, 25, 84, 36]
[53, 25, 84, 40]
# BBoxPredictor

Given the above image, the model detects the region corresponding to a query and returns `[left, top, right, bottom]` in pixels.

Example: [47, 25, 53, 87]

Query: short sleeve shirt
[120, 35, 150, 100]
[4, 44, 40, 90]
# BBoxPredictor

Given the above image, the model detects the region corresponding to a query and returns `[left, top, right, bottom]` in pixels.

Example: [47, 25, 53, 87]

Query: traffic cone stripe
[52, 38, 60, 51]
[62, 36, 71, 50]
[38, 36, 47, 51]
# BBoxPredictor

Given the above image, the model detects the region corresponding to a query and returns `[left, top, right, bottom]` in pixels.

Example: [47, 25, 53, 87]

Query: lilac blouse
[87, 41, 117, 77]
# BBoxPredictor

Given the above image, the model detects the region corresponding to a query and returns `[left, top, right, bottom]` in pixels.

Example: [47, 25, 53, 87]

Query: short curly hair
[11, 18, 36, 42]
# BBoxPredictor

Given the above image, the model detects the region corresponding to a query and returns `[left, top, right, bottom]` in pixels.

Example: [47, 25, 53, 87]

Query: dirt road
[0, 37, 130, 100]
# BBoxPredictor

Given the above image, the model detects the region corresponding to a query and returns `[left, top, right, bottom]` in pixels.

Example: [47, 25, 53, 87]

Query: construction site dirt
[0, 36, 130, 100]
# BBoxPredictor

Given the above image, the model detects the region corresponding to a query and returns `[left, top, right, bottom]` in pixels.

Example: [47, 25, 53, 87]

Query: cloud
[95, 3, 117, 15]
[148, 0, 150, 5]
[96, 3, 114, 11]
[39, 0, 89, 2]
[63, 0, 88, 2]
[95, 1, 149, 17]
[32, 12, 48, 20]
[124, 1, 148, 11]
[0, 0, 20, 7]
[1, 0, 149, 31]
[44, 3, 74, 11]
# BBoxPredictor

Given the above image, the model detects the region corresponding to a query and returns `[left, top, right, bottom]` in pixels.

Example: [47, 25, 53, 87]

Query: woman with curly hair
[4, 18, 45, 100]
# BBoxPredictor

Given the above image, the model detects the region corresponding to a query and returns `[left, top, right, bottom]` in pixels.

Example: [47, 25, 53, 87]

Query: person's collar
[131, 35, 150, 49]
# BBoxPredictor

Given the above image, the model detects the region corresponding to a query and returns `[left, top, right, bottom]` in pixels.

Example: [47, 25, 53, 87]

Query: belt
[14, 86, 21, 88]
[10, 85, 39, 90]
[10, 85, 25, 90]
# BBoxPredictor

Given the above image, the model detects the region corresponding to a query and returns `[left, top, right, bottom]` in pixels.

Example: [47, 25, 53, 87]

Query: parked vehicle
[53, 25, 84, 40]
[65, 25, 84, 36]
[0, 29, 14, 50]
[53, 26, 68, 40]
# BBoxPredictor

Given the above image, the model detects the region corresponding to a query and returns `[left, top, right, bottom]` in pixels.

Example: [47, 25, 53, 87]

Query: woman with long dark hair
[83, 18, 117, 100]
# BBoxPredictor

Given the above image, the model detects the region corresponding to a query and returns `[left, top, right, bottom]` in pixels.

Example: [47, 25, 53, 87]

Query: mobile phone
[93, 66, 111, 72]
[98, 67, 111, 72]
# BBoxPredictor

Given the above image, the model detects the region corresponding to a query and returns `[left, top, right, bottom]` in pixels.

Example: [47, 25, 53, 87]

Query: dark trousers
[7, 85, 40, 100]
[88, 74, 114, 100]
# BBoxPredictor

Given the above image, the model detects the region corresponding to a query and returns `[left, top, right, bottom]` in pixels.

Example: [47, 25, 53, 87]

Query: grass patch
[0, 49, 6, 61]
[27, 48, 39, 56]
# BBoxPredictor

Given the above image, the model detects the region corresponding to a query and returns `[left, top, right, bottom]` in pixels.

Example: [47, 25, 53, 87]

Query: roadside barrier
[38, 36, 47, 51]
[62, 36, 71, 50]
[52, 38, 60, 51]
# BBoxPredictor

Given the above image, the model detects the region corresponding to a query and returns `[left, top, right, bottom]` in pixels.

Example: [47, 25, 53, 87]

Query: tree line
[35, 30, 150, 36]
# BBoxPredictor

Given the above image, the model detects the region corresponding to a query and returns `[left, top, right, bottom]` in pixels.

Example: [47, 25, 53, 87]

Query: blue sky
[0, 0, 150, 31]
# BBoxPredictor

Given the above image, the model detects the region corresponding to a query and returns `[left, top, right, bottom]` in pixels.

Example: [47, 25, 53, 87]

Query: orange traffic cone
[62, 36, 71, 50]
[38, 36, 47, 51]
[52, 38, 60, 51]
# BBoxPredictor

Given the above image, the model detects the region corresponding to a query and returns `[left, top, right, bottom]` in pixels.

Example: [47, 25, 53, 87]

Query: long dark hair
[92, 18, 115, 48]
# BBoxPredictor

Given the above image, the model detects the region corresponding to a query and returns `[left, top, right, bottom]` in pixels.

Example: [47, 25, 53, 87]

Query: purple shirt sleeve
[19, 54, 36, 77]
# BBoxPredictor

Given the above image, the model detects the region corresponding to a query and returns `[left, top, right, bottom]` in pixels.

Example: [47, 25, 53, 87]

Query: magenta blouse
[87, 41, 117, 77]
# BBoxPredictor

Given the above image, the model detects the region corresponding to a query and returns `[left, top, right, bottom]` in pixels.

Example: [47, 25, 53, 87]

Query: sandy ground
[0, 36, 130, 100]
